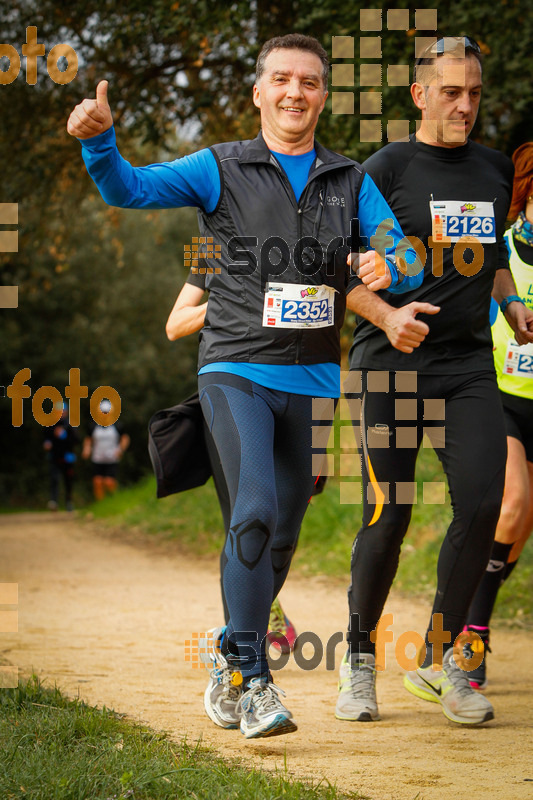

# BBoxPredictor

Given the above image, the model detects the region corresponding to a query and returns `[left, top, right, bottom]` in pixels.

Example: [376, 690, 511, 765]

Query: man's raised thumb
[96, 80, 109, 106]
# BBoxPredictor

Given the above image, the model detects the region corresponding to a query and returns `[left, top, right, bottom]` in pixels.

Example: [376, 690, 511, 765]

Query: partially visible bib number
[262, 282, 335, 329]
[430, 200, 496, 243]
[503, 339, 533, 378]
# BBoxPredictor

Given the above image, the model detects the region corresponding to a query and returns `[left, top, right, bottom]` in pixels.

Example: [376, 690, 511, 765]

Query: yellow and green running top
[492, 231, 533, 400]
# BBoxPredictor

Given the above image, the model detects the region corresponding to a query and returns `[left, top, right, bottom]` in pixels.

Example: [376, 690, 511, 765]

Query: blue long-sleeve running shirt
[80, 128, 421, 395]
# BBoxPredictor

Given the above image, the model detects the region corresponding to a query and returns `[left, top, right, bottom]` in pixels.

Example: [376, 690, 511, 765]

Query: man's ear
[411, 82, 426, 111]
[253, 83, 261, 109]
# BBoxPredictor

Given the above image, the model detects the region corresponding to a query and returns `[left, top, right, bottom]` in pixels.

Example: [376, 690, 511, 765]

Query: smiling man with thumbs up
[66, 33, 423, 739]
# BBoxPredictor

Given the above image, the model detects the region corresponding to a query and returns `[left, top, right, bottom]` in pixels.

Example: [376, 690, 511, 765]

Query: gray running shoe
[238, 677, 297, 739]
[203, 627, 242, 729]
[335, 651, 380, 721]
[403, 646, 494, 725]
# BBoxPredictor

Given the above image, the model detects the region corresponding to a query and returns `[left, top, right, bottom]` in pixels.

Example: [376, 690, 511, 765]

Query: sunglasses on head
[414, 36, 481, 66]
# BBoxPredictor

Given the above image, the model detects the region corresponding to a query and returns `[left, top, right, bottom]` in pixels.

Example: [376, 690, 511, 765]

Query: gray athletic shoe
[203, 627, 242, 729]
[335, 651, 380, 721]
[238, 677, 297, 739]
[403, 646, 494, 725]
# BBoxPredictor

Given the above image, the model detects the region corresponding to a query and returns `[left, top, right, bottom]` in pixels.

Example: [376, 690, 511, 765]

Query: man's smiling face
[253, 48, 328, 153]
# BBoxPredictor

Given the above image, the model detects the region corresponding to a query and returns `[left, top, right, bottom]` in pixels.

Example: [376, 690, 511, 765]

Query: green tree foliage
[2, 0, 533, 504]
[1, 198, 199, 504]
[3, 0, 530, 192]
[308, 0, 533, 160]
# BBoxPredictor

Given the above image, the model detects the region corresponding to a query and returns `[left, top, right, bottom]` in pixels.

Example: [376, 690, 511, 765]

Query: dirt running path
[1, 513, 532, 800]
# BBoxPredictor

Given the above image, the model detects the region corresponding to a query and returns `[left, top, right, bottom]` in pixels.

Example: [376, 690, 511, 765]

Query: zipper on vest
[313, 188, 324, 238]
[295, 203, 304, 364]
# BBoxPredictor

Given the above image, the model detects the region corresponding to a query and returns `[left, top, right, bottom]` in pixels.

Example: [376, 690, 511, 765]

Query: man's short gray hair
[413, 35, 483, 85]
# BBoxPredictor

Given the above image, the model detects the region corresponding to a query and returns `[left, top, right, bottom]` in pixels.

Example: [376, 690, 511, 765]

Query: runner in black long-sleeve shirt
[337, 36, 533, 727]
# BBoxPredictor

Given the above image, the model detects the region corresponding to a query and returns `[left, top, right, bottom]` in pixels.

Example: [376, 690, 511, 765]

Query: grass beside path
[82, 446, 532, 626]
[0, 676, 361, 800]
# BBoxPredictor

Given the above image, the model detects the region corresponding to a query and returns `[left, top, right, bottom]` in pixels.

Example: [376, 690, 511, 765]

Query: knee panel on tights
[270, 543, 295, 574]
[227, 519, 271, 571]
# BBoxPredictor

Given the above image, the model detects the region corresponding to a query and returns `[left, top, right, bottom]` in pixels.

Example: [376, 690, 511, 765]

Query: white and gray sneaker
[335, 651, 380, 721]
[203, 627, 243, 729]
[238, 677, 297, 739]
[403, 646, 494, 725]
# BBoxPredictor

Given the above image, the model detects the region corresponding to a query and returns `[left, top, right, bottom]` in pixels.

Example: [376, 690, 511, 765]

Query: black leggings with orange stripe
[346, 369, 506, 666]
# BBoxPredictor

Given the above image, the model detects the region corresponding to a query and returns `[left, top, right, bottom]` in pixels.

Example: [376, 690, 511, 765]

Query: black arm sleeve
[186, 264, 207, 289]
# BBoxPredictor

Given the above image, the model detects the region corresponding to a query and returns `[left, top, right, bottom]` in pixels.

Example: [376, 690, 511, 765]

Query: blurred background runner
[43, 402, 79, 512]
[82, 399, 130, 501]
